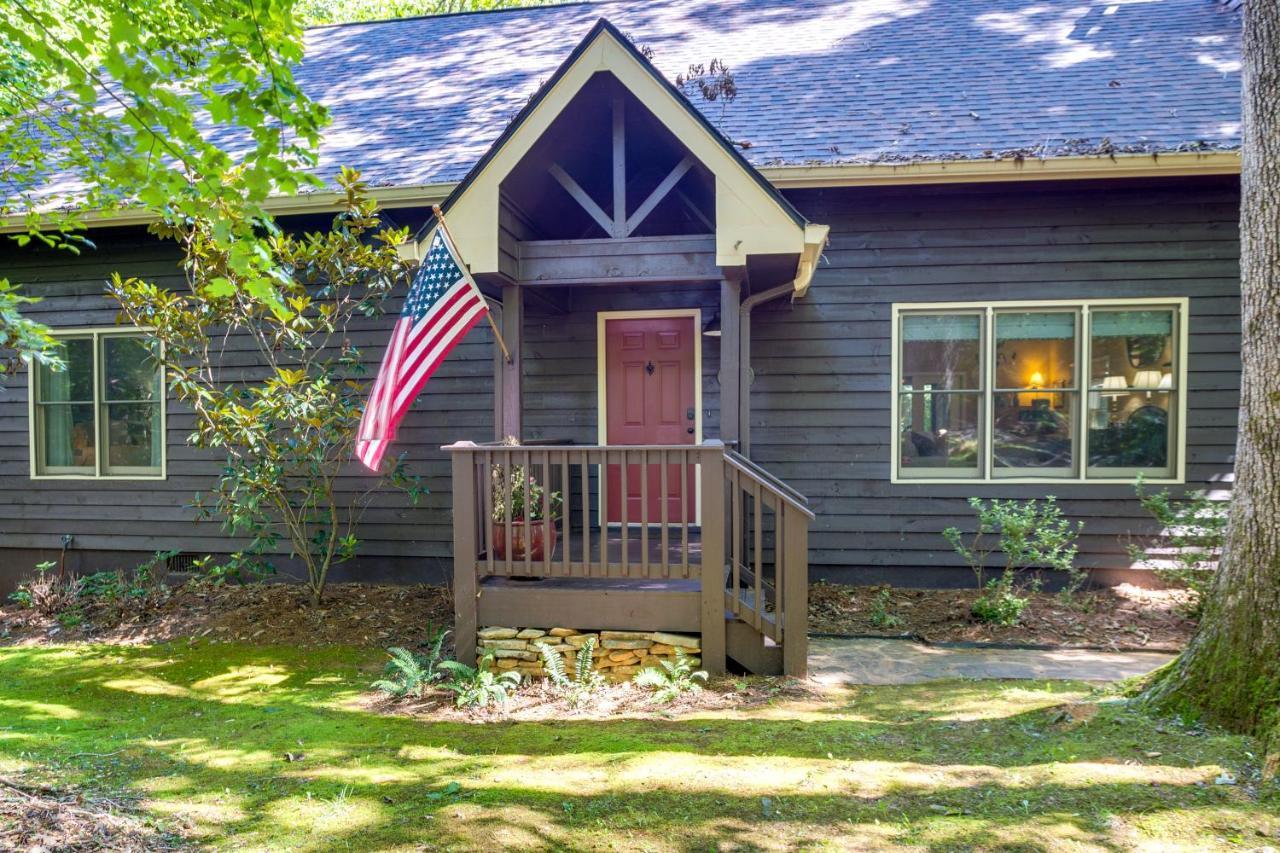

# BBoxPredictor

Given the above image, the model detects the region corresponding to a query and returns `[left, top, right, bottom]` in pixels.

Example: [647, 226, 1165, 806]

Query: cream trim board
[596, 309, 703, 525]
[28, 326, 168, 481]
[890, 297, 1190, 486]
[765, 151, 1240, 189]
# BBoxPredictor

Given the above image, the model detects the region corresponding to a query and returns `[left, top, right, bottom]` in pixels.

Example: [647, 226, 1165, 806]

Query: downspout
[737, 281, 797, 457]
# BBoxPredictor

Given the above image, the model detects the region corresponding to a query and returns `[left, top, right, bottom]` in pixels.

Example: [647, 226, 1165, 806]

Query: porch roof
[427, 18, 829, 293]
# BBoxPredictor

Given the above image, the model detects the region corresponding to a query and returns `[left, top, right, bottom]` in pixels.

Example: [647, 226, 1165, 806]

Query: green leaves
[111, 172, 424, 605]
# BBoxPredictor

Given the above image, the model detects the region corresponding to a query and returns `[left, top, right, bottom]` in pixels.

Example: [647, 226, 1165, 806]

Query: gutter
[0, 152, 1239, 234]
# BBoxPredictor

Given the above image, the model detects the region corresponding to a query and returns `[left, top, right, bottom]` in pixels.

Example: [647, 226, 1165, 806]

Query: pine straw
[0, 776, 187, 852]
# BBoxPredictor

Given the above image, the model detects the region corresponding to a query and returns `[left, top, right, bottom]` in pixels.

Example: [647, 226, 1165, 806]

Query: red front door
[603, 315, 697, 524]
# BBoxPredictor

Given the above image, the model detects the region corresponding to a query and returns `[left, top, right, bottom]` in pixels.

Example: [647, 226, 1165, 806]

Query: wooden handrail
[724, 450, 813, 518]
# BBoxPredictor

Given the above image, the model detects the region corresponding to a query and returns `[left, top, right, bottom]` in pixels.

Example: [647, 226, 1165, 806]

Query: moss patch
[0, 643, 1276, 850]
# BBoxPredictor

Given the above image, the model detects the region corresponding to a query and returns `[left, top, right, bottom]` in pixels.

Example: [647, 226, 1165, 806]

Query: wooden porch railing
[723, 449, 815, 676]
[446, 440, 811, 675]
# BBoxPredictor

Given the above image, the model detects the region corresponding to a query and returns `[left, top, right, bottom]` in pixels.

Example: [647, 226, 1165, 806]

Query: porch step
[726, 619, 783, 676]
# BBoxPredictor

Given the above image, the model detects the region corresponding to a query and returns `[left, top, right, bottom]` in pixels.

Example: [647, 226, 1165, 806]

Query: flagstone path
[808, 636, 1176, 686]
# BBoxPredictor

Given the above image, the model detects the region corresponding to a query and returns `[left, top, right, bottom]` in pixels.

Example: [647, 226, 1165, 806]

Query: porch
[448, 442, 813, 676]
[427, 21, 826, 677]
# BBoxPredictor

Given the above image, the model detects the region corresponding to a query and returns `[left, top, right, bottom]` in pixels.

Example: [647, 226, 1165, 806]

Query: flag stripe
[391, 297, 487, 422]
[392, 291, 485, 414]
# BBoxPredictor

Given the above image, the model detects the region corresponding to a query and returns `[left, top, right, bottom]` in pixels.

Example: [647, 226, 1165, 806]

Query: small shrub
[536, 637, 605, 707]
[438, 654, 522, 709]
[944, 497, 1082, 625]
[8, 561, 82, 618]
[868, 587, 904, 629]
[1127, 476, 1227, 617]
[970, 575, 1029, 626]
[632, 649, 709, 703]
[373, 629, 450, 699]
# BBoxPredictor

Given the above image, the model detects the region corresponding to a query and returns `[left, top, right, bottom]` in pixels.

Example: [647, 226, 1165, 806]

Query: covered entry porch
[425, 20, 826, 676]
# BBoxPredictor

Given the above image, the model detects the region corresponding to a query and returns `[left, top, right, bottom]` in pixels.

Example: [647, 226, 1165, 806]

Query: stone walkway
[808, 637, 1176, 686]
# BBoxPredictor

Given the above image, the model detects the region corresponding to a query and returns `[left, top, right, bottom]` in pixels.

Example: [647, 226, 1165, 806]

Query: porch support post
[718, 274, 742, 447]
[449, 443, 478, 666]
[499, 284, 523, 439]
[699, 440, 727, 674]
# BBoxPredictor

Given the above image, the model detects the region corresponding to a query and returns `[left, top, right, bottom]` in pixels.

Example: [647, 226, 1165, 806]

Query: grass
[0, 642, 1275, 851]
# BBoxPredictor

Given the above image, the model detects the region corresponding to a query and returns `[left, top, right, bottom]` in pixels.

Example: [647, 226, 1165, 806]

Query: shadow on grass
[0, 643, 1270, 850]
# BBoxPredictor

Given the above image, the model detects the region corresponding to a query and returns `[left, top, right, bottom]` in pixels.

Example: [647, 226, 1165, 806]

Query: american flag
[356, 225, 488, 470]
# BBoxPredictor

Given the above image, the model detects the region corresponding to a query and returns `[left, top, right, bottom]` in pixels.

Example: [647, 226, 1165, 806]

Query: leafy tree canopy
[297, 0, 556, 26]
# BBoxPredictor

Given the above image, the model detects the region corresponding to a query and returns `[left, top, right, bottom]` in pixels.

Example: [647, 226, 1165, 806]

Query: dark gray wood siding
[0, 175, 1240, 587]
[756, 175, 1240, 583]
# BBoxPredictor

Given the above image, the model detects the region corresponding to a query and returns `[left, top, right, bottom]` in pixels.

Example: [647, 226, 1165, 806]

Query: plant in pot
[491, 447, 563, 562]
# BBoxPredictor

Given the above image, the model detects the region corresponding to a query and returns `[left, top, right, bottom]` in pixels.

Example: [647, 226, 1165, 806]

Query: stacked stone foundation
[477, 626, 702, 681]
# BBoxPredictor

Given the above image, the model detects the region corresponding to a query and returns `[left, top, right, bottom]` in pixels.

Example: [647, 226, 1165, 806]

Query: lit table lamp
[1133, 369, 1163, 397]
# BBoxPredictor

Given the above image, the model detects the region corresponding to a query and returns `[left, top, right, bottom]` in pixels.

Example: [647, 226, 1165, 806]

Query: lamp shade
[1099, 375, 1128, 392]
[1132, 369, 1163, 389]
[1158, 372, 1173, 390]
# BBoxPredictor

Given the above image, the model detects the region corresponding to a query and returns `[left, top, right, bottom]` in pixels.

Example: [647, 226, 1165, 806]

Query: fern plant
[632, 649, 708, 704]
[536, 637, 605, 707]
[372, 628, 450, 699]
[438, 653, 522, 709]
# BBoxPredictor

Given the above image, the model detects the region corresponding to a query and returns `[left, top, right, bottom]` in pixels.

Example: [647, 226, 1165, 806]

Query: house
[0, 1, 1242, 674]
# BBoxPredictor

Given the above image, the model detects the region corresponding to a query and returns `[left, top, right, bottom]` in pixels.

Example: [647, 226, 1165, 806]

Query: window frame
[28, 327, 167, 481]
[891, 298, 1188, 485]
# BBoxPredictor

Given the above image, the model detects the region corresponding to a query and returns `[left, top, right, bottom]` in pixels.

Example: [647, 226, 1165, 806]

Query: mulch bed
[2, 578, 1195, 653]
[0, 582, 452, 650]
[809, 582, 1197, 651]
[0, 775, 189, 852]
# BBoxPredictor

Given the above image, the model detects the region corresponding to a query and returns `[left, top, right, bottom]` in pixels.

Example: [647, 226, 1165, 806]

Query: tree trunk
[1142, 1, 1280, 761]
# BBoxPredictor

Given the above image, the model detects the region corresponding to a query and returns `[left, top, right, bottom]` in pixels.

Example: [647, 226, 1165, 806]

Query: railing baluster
[679, 448, 689, 578]
[523, 449, 532, 576]
[731, 466, 741, 616]
[659, 449, 669, 578]
[483, 450, 494, 577]
[561, 452, 571, 576]
[768, 499, 778, 637]
[542, 450, 552, 576]
[753, 479, 763, 632]
[599, 449, 609, 575]
[503, 449, 513, 576]
[640, 449, 649, 576]
[581, 451, 591, 575]
[620, 450, 629, 577]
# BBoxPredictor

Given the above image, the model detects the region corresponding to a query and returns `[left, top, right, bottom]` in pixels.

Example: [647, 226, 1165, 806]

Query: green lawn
[0, 643, 1275, 851]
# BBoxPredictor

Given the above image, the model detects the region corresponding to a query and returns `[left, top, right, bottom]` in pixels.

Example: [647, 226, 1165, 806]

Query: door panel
[604, 315, 697, 524]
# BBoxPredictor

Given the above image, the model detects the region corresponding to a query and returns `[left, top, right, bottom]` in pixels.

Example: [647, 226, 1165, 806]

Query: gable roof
[297, 0, 1241, 191]
[435, 18, 826, 280]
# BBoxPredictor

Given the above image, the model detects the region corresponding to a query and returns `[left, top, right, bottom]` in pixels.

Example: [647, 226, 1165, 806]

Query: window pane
[1088, 390, 1172, 471]
[899, 391, 981, 472]
[900, 314, 981, 390]
[105, 403, 162, 470]
[1090, 309, 1176, 391]
[39, 403, 95, 470]
[37, 338, 94, 402]
[993, 391, 1076, 473]
[995, 311, 1076, 389]
[104, 336, 161, 401]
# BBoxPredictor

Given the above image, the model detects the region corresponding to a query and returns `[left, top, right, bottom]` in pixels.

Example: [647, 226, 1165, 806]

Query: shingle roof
[300, 0, 1242, 189]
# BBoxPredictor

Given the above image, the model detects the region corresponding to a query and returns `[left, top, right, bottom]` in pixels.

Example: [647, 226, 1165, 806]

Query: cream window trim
[891, 297, 1189, 486]
[28, 327, 167, 481]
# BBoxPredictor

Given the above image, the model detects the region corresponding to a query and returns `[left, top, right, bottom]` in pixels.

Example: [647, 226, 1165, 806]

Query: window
[893, 300, 1185, 483]
[30, 330, 165, 479]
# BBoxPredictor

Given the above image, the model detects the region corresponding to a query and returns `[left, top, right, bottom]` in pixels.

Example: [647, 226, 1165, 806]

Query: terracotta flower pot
[492, 519, 557, 561]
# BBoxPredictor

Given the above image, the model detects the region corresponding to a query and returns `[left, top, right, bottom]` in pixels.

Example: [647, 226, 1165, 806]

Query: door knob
[687, 427, 695, 434]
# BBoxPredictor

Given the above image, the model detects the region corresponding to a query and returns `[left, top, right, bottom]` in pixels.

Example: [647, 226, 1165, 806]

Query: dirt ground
[0, 578, 1195, 653]
[810, 582, 1197, 651]
[0, 582, 453, 649]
